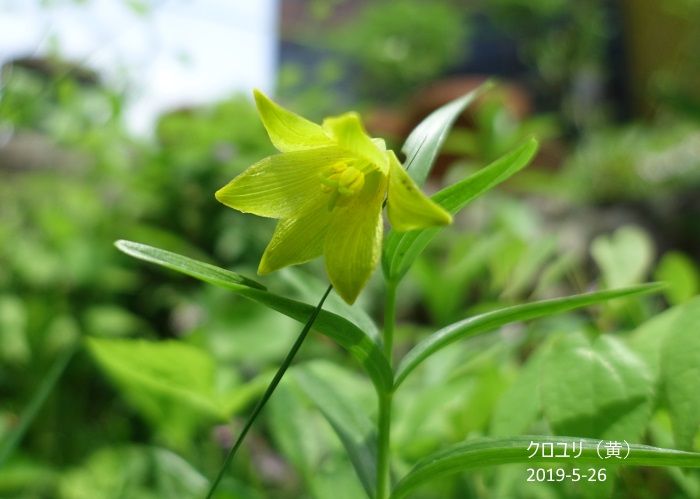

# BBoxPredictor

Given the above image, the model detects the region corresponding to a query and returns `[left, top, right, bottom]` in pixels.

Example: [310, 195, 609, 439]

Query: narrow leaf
[394, 283, 665, 388]
[293, 364, 377, 498]
[115, 240, 392, 391]
[383, 139, 538, 282]
[403, 82, 492, 186]
[391, 436, 700, 499]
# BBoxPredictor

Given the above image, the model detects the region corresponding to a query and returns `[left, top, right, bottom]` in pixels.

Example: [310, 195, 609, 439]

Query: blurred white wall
[0, 0, 278, 135]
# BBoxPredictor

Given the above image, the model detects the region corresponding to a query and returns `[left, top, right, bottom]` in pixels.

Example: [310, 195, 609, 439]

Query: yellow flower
[216, 90, 451, 304]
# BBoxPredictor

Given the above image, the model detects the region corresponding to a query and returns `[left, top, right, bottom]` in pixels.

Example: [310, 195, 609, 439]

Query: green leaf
[541, 333, 654, 441]
[278, 268, 380, 342]
[87, 337, 226, 421]
[390, 436, 700, 499]
[628, 305, 682, 379]
[383, 139, 538, 282]
[293, 363, 376, 498]
[59, 446, 209, 499]
[661, 297, 700, 449]
[402, 82, 491, 186]
[115, 240, 265, 291]
[591, 225, 654, 289]
[654, 251, 700, 305]
[268, 382, 367, 499]
[115, 240, 392, 392]
[490, 348, 548, 436]
[394, 283, 664, 388]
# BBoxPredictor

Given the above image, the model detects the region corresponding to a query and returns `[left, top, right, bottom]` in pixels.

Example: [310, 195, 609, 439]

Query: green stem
[376, 391, 393, 499]
[383, 282, 397, 361]
[204, 285, 333, 499]
[0, 342, 78, 468]
[377, 281, 397, 499]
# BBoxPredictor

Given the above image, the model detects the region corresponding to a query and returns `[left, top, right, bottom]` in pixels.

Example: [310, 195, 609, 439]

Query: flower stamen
[320, 162, 366, 209]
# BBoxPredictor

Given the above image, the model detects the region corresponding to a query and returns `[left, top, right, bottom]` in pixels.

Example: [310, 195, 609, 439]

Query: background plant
[2, 1, 700, 498]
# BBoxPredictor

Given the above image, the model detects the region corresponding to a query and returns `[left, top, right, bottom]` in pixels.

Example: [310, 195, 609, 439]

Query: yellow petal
[215, 147, 349, 219]
[386, 151, 452, 231]
[322, 113, 389, 174]
[323, 171, 386, 304]
[254, 89, 334, 152]
[258, 194, 335, 274]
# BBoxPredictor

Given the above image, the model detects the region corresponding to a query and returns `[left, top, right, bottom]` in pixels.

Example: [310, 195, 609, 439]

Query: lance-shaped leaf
[390, 436, 700, 499]
[383, 139, 538, 282]
[115, 240, 392, 392]
[293, 364, 377, 498]
[402, 82, 492, 186]
[394, 283, 665, 388]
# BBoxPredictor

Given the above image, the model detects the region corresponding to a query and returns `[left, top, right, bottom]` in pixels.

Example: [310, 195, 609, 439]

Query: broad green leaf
[383, 139, 538, 282]
[490, 347, 548, 436]
[293, 363, 376, 498]
[394, 283, 664, 388]
[115, 240, 392, 391]
[628, 305, 682, 379]
[541, 333, 654, 441]
[654, 251, 699, 305]
[661, 297, 700, 449]
[592, 225, 654, 289]
[87, 337, 226, 422]
[402, 83, 491, 186]
[390, 436, 700, 499]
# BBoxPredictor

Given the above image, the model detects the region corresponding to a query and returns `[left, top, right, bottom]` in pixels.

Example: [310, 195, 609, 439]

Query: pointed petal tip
[331, 282, 360, 305]
[252, 88, 269, 108]
[257, 258, 273, 276]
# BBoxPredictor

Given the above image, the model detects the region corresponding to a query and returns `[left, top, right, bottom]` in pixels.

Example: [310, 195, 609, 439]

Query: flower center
[320, 162, 366, 209]
[321, 163, 365, 195]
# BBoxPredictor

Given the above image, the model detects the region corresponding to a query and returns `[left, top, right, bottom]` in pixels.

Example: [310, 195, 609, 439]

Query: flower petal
[215, 147, 348, 219]
[323, 171, 386, 304]
[322, 113, 389, 173]
[386, 151, 452, 231]
[254, 89, 334, 152]
[258, 194, 334, 274]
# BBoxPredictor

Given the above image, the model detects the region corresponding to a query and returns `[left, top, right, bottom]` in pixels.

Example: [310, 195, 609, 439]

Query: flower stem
[383, 282, 397, 362]
[377, 281, 397, 499]
[204, 285, 333, 499]
[376, 391, 393, 499]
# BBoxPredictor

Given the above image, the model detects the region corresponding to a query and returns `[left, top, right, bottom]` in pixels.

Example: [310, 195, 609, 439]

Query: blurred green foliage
[1, 2, 700, 498]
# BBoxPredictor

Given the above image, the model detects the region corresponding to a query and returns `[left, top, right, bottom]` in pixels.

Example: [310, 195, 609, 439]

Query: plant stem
[204, 285, 333, 499]
[376, 391, 393, 499]
[383, 282, 397, 361]
[0, 342, 78, 468]
[377, 281, 397, 499]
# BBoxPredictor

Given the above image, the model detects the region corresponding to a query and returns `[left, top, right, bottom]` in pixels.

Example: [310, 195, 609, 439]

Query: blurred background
[1, 0, 699, 498]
